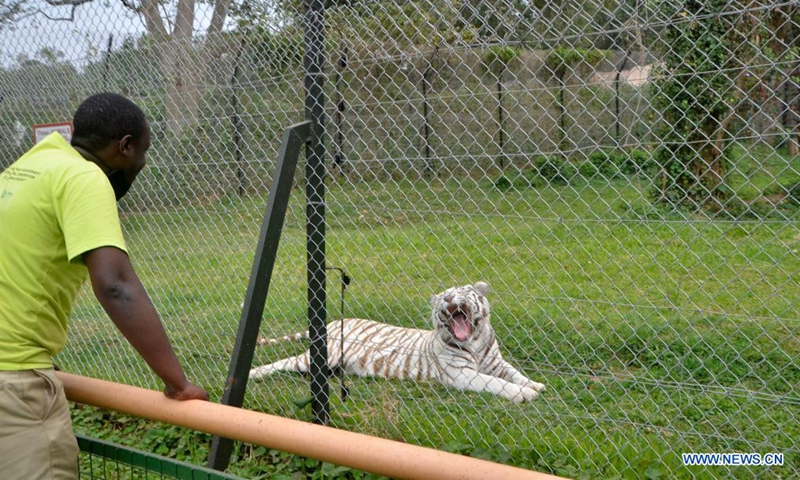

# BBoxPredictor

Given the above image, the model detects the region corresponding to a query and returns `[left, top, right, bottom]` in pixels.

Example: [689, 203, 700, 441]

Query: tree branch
[1, 0, 26, 24]
[41, 4, 76, 20]
[135, 0, 168, 40]
[207, 0, 230, 36]
[173, 0, 194, 40]
[2, 0, 82, 25]
[42, 0, 92, 6]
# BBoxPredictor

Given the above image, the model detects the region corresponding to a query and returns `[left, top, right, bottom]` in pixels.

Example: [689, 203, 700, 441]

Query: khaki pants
[0, 369, 79, 479]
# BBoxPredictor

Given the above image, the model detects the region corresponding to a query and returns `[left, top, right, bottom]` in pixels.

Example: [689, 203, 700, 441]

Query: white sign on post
[32, 122, 73, 145]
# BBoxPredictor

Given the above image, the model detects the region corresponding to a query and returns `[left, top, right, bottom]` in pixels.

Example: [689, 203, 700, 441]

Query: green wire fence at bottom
[77, 435, 243, 480]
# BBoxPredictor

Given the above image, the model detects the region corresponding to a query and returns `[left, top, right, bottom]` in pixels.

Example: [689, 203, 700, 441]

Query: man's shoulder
[30, 139, 103, 181]
[1, 138, 100, 191]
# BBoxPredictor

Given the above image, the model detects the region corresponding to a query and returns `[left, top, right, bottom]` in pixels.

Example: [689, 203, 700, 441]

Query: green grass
[62, 165, 800, 478]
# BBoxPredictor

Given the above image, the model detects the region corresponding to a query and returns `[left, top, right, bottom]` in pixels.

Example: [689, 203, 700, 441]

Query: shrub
[493, 175, 513, 191]
[622, 149, 656, 176]
[649, 0, 737, 210]
[586, 150, 624, 179]
[527, 155, 576, 186]
[493, 156, 578, 190]
[493, 172, 534, 190]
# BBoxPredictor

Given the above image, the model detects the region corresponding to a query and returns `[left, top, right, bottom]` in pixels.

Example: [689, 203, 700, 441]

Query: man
[0, 93, 209, 479]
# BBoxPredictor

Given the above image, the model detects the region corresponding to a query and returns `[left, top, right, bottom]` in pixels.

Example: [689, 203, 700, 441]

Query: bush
[492, 156, 577, 190]
[580, 148, 655, 180]
[622, 149, 656, 177]
[493, 172, 534, 190]
[493, 175, 514, 190]
[649, 0, 736, 211]
[527, 156, 576, 186]
[584, 149, 625, 179]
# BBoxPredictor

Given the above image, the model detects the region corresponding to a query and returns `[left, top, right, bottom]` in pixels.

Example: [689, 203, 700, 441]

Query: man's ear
[119, 134, 134, 156]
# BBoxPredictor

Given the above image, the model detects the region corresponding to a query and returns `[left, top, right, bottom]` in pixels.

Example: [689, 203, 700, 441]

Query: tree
[2, 0, 233, 137]
[650, 0, 739, 212]
[125, 0, 232, 136]
[0, 49, 79, 166]
[765, 4, 800, 156]
[457, 0, 540, 43]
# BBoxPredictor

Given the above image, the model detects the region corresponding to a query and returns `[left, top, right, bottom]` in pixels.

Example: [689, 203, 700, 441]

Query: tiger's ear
[473, 282, 489, 296]
[430, 294, 438, 307]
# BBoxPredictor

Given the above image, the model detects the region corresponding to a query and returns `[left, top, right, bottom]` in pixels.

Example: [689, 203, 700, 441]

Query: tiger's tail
[251, 330, 311, 379]
[249, 353, 311, 378]
[257, 331, 308, 346]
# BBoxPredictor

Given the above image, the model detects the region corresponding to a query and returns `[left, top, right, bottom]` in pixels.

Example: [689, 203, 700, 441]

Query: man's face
[126, 125, 151, 178]
[108, 124, 151, 200]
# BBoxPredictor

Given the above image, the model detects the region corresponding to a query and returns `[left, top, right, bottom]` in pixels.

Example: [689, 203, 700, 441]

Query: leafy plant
[649, 0, 740, 212]
[481, 46, 520, 74]
[528, 155, 577, 186]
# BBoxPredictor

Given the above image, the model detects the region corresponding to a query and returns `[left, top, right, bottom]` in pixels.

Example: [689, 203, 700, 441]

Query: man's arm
[83, 246, 208, 401]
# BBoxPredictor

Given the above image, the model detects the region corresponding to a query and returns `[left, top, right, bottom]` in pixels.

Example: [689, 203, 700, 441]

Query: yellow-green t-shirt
[0, 132, 127, 370]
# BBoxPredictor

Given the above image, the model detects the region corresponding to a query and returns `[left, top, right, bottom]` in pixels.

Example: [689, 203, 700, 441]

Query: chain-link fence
[1, 0, 799, 477]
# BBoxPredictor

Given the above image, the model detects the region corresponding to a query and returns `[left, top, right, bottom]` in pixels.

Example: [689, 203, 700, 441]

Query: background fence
[1, 0, 799, 477]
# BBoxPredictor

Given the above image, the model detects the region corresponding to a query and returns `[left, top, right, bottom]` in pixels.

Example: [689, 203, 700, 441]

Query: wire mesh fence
[1, 0, 798, 477]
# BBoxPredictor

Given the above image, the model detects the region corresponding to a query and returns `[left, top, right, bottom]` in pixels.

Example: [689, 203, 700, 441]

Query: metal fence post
[303, 0, 329, 427]
[207, 121, 312, 471]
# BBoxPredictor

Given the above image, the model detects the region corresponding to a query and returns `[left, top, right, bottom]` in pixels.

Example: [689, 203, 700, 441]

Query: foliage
[528, 155, 577, 186]
[583, 149, 625, 179]
[649, 0, 740, 212]
[244, 30, 304, 76]
[581, 149, 655, 179]
[480, 45, 520, 75]
[455, 0, 540, 42]
[625, 148, 655, 176]
[544, 47, 607, 79]
[494, 149, 656, 191]
[493, 156, 575, 190]
[326, 1, 478, 47]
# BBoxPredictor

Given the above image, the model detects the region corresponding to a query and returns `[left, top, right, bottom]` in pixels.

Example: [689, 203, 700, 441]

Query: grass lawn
[62, 157, 800, 478]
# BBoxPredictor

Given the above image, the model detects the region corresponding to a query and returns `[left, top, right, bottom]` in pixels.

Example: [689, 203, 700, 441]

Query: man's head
[71, 93, 151, 199]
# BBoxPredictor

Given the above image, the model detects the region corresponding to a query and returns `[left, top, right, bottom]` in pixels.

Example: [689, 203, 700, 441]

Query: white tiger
[249, 282, 545, 403]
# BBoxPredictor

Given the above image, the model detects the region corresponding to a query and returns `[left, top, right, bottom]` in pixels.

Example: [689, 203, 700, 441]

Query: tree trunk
[162, 40, 204, 138]
[140, 0, 230, 138]
[134, 0, 231, 205]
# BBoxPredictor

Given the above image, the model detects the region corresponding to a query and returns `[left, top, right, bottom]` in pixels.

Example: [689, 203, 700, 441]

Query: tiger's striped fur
[249, 282, 545, 402]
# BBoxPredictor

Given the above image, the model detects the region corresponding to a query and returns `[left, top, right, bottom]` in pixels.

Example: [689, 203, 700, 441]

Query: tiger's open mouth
[449, 309, 473, 341]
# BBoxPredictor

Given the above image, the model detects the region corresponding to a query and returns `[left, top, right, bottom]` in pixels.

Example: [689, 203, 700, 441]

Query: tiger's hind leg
[249, 353, 310, 379]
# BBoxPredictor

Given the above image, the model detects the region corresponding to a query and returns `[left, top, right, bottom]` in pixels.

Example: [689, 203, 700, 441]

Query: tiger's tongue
[450, 312, 472, 341]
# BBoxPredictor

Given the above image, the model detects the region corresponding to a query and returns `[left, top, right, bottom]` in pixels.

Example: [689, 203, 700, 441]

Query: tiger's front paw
[506, 386, 540, 403]
[526, 381, 546, 393]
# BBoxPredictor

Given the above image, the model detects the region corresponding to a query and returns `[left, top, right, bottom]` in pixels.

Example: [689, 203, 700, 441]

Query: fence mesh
[1, 0, 798, 477]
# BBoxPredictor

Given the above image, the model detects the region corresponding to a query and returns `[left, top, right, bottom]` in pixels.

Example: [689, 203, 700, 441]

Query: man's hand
[164, 381, 209, 401]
